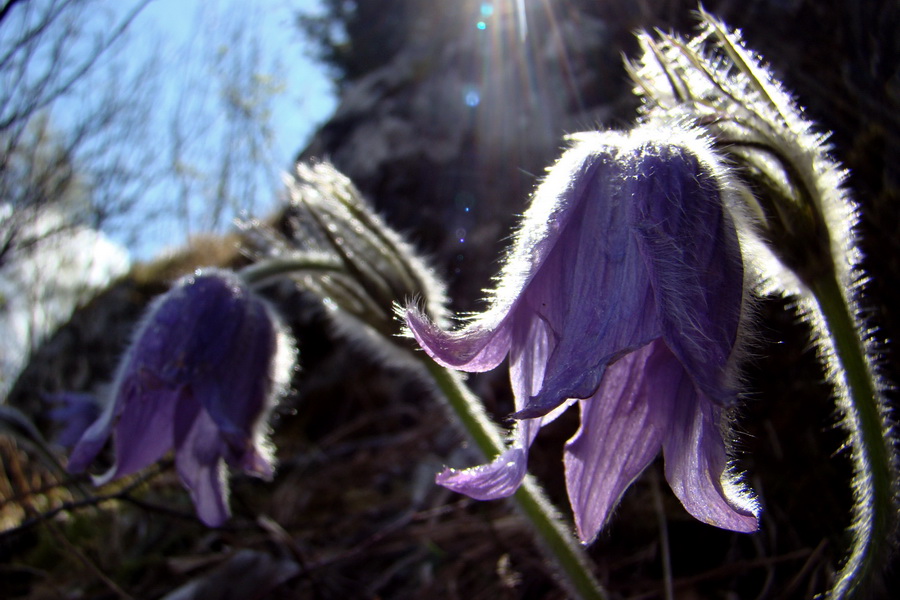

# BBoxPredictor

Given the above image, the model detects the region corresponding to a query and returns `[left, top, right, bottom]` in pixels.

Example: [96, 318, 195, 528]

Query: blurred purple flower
[68, 269, 293, 527]
[406, 127, 759, 542]
[45, 392, 102, 448]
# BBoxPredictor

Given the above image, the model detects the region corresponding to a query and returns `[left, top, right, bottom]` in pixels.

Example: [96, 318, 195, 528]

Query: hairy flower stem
[807, 274, 895, 599]
[421, 358, 607, 600]
[239, 255, 344, 287]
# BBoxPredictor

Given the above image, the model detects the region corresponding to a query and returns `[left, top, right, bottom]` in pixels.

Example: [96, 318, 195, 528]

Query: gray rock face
[299, 1, 630, 310]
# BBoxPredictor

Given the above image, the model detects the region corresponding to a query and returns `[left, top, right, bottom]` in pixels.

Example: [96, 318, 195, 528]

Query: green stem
[239, 255, 343, 286]
[809, 274, 895, 599]
[422, 358, 608, 600]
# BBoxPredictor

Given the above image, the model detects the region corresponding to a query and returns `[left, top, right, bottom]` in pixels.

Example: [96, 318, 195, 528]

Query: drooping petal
[436, 293, 570, 500]
[195, 294, 277, 442]
[406, 307, 513, 372]
[628, 142, 744, 406]
[517, 138, 664, 418]
[101, 389, 179, 482]
[508, 304, 554, 403]
[67, 391, 121, 474]
[87, 372, 182, 485]
[563, 341, 665, 543]
[174, 400, 231, 527]
[436, 417, 540, 500]
[645, 342, 759, 532]
[130, 274, 243, 387]
[405, 138, 612, 374]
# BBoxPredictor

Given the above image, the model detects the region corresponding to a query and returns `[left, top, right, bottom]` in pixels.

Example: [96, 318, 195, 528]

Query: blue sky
[74, 0, 340, 259]
[139, 0, 336, 168]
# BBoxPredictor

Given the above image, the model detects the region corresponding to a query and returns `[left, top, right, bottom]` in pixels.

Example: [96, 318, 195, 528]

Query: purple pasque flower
[68, 268, 293, 527]
[406, 126, 759, 542]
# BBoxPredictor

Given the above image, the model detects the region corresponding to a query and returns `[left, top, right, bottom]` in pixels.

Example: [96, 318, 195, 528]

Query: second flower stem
[809, 274, 895, 599]
[421, 358, 607, 600]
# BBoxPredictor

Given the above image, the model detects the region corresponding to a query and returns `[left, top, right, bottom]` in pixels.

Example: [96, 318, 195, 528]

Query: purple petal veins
[407, 125, 759, 541]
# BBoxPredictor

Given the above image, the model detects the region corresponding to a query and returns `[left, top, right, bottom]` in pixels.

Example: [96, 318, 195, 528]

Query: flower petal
[103, 390, 179, 481]
[563, 341, 664, 543]
[405, 138, 614, 374]
[645, 343, 759, 532]
[517, 140, 663, 418]
[83, 373, 182, 485]
[67, 391, 120, 474]
[194, 298, 276, 444]
[508, 307, 554, 403]
[130, 273, 243, 386]
[438, 313, 574, 500]
[405, 306, 513, 372]
[174, 401, 231, 527]
[628, 143, 744, 406]
[436, 417, 541, 500]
